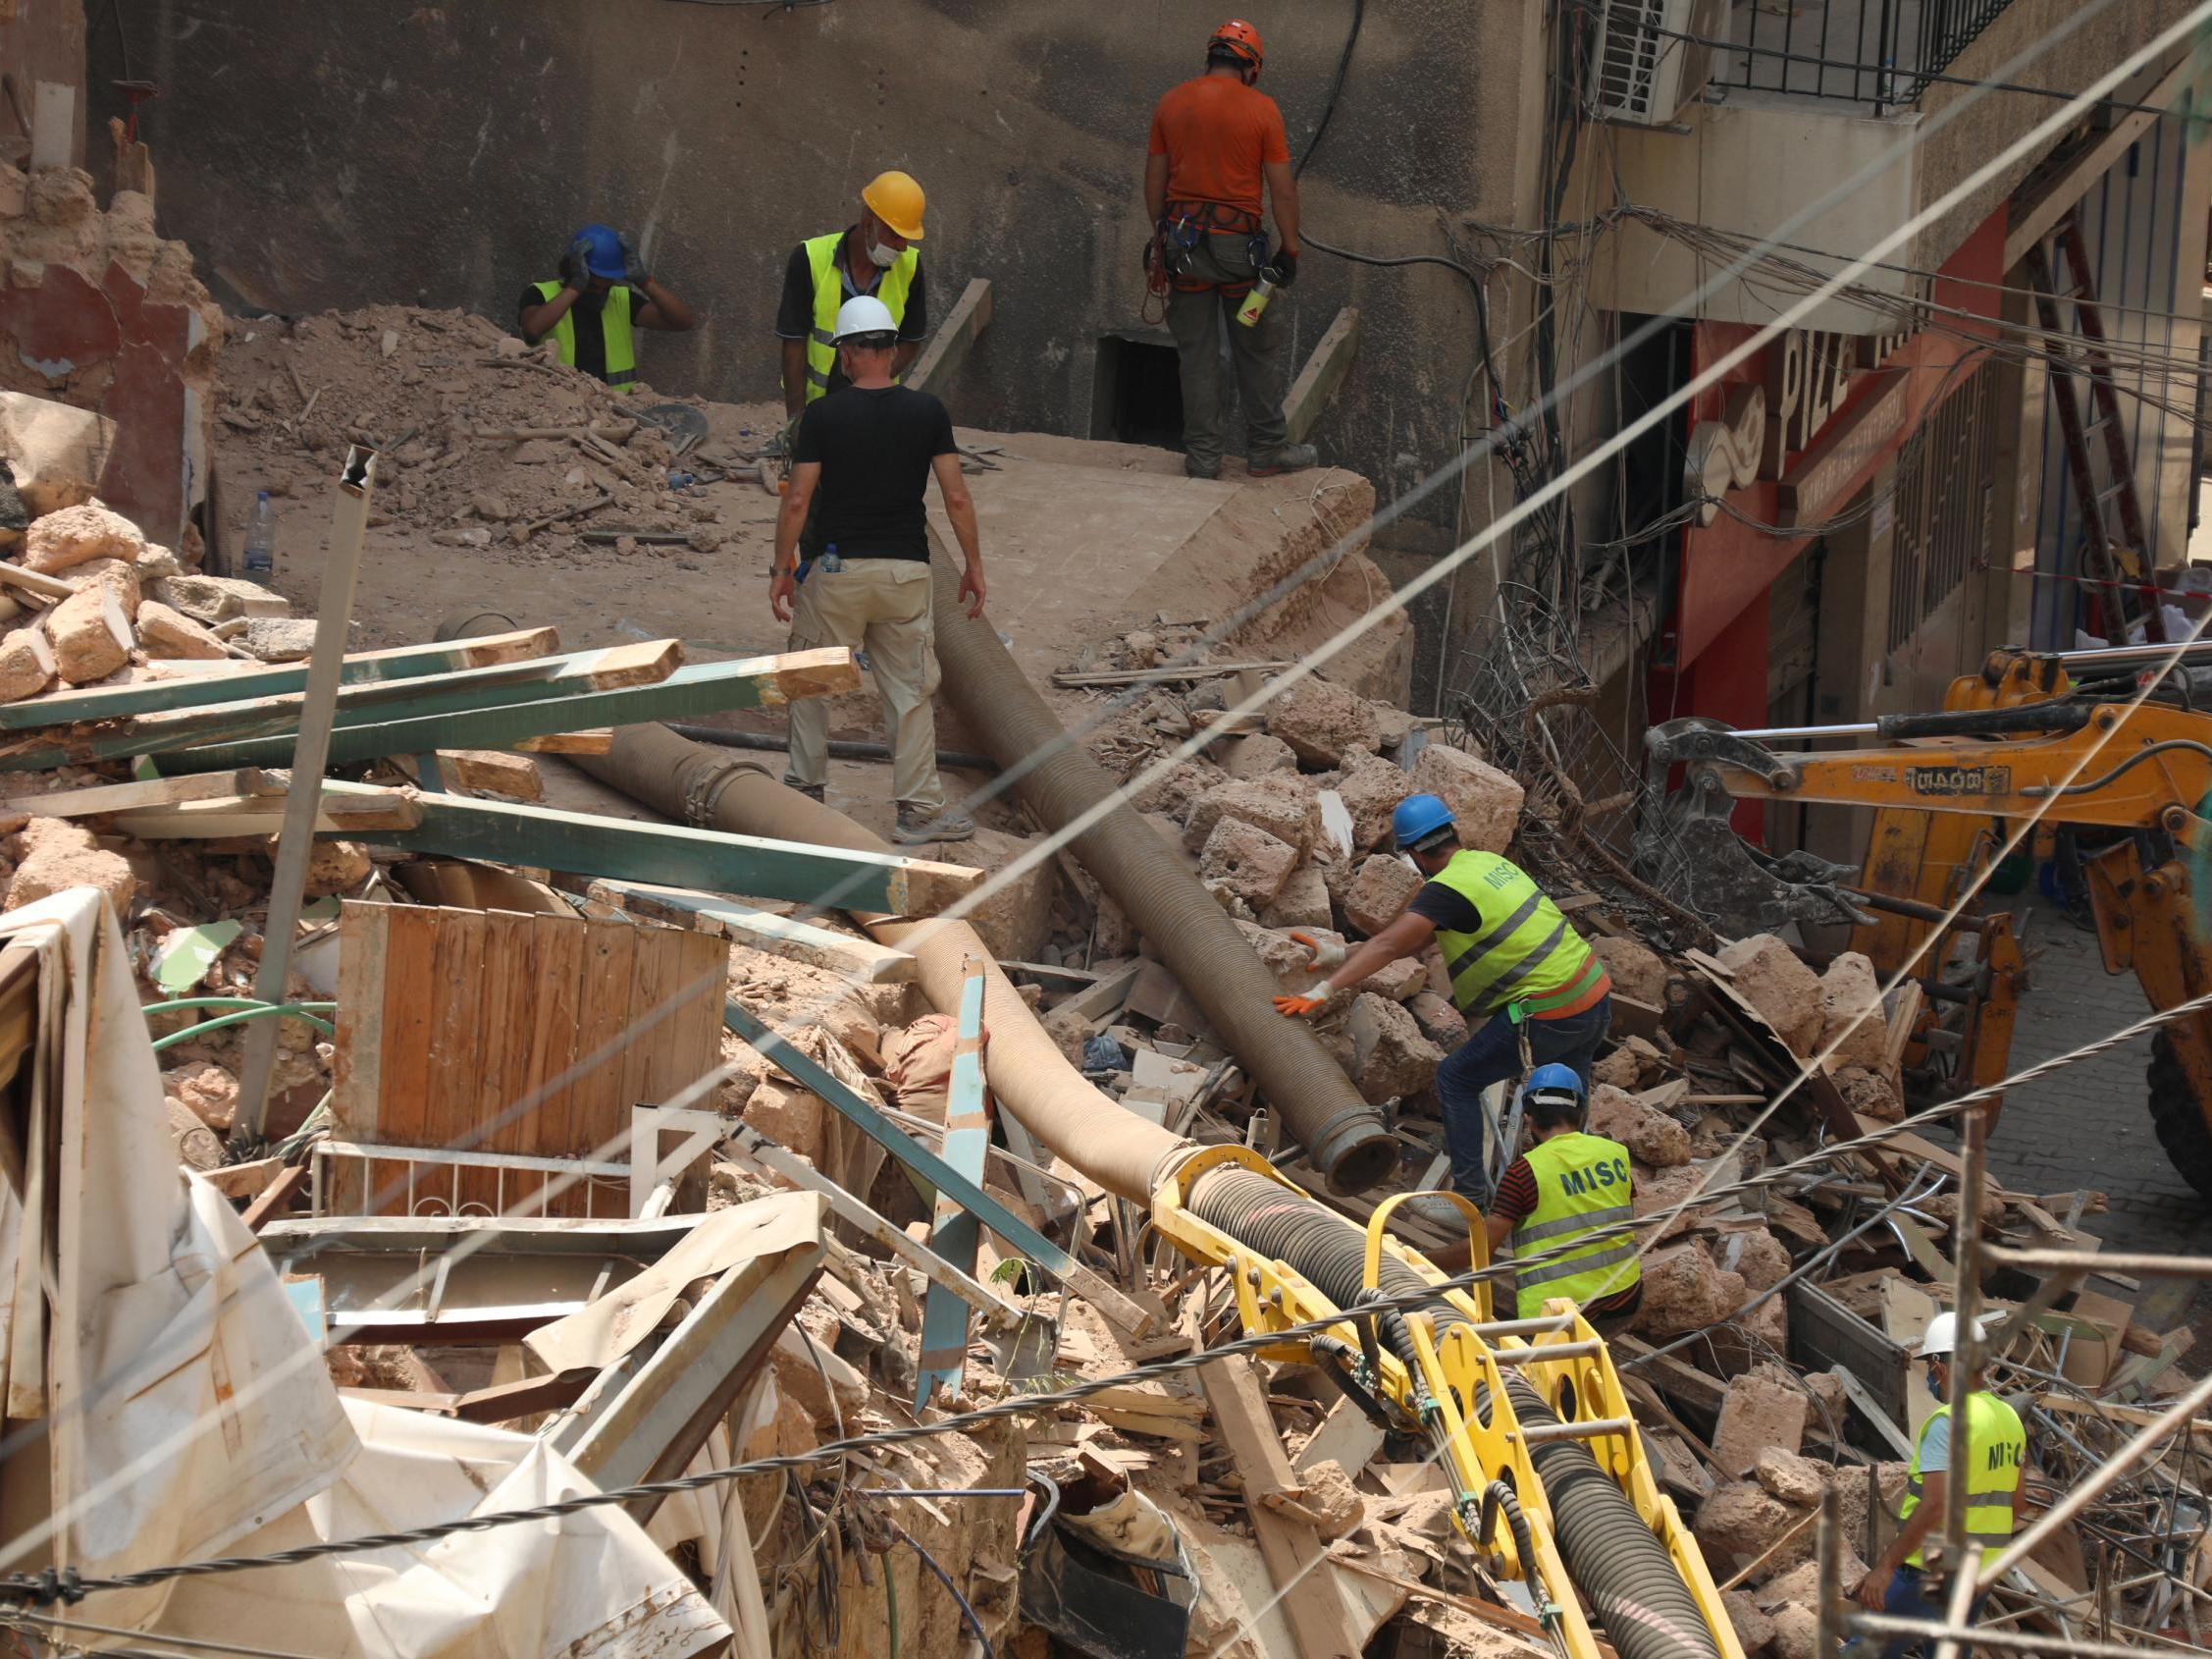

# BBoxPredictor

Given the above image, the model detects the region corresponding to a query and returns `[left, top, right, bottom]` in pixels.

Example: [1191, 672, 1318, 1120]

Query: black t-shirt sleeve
[774, 244, 816, 339]
[791, 402, 825, 465]
[899, 263, 928, 341]
[1409, 880, 1481, 934]
[926, 397, 957, 458]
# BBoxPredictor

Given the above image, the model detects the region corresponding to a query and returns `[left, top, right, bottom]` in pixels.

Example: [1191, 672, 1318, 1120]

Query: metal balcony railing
[1718, 0, 2020, 114]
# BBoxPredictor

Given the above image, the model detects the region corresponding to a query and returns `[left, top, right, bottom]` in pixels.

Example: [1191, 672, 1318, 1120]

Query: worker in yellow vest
[1857, 1312, 2028, 1658]
[1274, 793, 1611, 1212]
[776, 172, 930, 416]
[517, 223, 695, 387]
[1482, 1066, 1642, 1328]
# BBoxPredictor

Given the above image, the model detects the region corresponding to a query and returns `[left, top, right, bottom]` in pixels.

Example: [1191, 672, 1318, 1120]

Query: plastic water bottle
[244, 491, 277, 579]
[1236, 271, 1278, 329]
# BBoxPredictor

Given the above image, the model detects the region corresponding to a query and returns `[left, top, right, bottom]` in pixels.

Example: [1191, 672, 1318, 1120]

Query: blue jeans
[1437, 995, 1611, 1207]
[1876, 1564, 1988, 1659]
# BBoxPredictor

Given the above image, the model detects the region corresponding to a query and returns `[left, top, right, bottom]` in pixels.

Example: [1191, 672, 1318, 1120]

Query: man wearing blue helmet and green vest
[1483, 1066, 1642, 1330]
[518, 223, 695, 387]
[1273, 792, 1612, 1211]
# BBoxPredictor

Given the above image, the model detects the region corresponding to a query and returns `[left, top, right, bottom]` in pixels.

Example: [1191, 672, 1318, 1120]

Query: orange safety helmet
[1208, 18, 1264, 70]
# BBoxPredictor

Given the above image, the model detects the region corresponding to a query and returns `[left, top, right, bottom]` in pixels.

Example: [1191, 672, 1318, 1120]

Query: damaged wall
[97, 0, 1541, 544]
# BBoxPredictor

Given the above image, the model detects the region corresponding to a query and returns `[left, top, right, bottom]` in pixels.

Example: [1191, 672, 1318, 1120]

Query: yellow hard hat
[862, 170, 926, 242]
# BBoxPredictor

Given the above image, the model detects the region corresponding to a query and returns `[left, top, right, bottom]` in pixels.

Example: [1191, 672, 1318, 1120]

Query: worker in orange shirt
[1144, 20, 1316, 482]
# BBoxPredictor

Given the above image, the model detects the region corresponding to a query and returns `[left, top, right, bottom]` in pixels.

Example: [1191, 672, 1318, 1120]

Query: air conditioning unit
[1592, 0, 1731, 126]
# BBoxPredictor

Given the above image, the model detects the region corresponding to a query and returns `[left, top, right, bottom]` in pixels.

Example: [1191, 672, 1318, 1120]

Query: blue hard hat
[1523, 1063, 1586, 1105]
[1391, 792, 1457, 852]
[571, 223, 626, 280]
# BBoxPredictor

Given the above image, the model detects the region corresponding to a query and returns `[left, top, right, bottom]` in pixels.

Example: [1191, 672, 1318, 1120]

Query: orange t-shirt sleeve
[1148, 100, 1170, 156]
[1260, 96, 1290, 165]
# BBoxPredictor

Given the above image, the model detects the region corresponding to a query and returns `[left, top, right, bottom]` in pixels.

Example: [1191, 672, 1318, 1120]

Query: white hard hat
[833, 295, 899, 343]
[1919, 1311, 1990, 1359]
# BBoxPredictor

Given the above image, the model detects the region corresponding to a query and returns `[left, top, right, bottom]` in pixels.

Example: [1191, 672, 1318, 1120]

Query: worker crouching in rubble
[517, 223, 694, 387]
[1273, 794, 1612, 1212]
[1484, 1066, 1643, 1330]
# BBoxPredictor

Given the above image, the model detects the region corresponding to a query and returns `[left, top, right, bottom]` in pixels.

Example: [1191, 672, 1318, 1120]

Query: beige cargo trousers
[782, 556, 946, 811]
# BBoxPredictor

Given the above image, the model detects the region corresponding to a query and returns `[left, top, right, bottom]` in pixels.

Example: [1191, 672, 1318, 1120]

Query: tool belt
[1155, 203, 1268, 296]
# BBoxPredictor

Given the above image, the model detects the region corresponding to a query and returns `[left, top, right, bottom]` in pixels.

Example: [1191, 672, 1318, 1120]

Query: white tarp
[0, 888, 729, 1655]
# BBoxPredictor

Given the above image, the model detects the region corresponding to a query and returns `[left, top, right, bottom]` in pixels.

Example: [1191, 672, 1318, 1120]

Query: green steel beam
[324, 781, 982, 916]
[160, 649, 859, 774]
[914, 958, 990, 1408]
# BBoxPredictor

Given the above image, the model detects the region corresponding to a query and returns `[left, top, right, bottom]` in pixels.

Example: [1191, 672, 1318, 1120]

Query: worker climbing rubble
[516, 221, 695, 386]
[770, 294, 986, 843]
[1274, 792, 1611, 1211]
[1858, 1312, 2029, 1657]
[1144, 18, 1315, 480]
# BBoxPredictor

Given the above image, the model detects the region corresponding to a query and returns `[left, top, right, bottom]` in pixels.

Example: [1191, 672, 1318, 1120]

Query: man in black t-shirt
[517, 222, 694, 387]
[770, 296, 986, 844]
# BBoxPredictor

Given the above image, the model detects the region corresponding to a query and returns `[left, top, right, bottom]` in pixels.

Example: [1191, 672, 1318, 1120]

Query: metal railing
[1718, 0, 2020, 114]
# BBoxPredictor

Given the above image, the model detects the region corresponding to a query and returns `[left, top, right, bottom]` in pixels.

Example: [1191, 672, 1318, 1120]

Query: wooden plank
[110, 786, 423, 839]
[915, 959, 990, 1409]
[2004, 49, 2201, 267]
[0, 563, 77, 603]
[330, 900, 391, 1210]
[342, 783, 983, 916]
[0, 769, 281, 819]
[239, 1164, 311, 1232]
[1282, 306, 1361, 446]
[475, 909, 540, 1210]
[570, 920, 638, 1166]
[903, 277, 993, 397]
[527, 913, 586, 1211]
[588, 877, 916, 985]
[509, 728, 613, 754]
[374, 906, 441, 1157]
[1197, 1355, 1370, 1659]
[0, 626, 559, 732]
[618, 923, 667, 1127]
[425, 909, 488, 1212]
[160, 649, 848, 774]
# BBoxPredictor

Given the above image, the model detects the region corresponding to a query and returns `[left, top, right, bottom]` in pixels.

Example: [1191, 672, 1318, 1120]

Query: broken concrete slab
[1269, 675, 1381, 768]
[1183, 773, 1321, 855]
[134, 598, 229, 661]
[1714, 934, 1822, 1056]
[1200, 817, 1299, 910]
[1712, 1371, 1809, 1477]
[1408, 742, 1523, 854]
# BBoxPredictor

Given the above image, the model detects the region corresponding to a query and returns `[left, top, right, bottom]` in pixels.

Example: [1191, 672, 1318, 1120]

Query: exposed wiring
[1295, 0, 1364, 178]
[892, 1523, 995, 1659]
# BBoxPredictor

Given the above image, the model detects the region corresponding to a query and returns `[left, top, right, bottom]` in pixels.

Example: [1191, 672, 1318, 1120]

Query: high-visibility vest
[1510, 1131, 1641, 1319]
[1902, 1392, 2026, 1569]
[1427, 850, 1606, 1019]
[793, 231, 918, 403]
[529, 280, 637, 387]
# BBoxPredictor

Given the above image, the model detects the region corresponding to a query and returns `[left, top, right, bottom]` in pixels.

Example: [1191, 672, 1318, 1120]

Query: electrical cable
[1294, 0, 1364, 179]
[891, 1524, 996, 1659]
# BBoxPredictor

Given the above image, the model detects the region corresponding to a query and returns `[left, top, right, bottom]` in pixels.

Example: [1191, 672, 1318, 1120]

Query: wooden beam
[1197, 1355, 1370, 1659]
[333, 781, 983, 916]
[1282, 306, 1360, 445]
[589, 876, 917, 984]
[0, 637, 677, 772]
[110, 785, 423, 838]
[239, 1164, 311, 1232]
[0, 626, 558, 731]
[904, 277, 993, 397]
[508, 728, 613, 754]
[0, 769, 281, 819]
[0, 563, 75, 604]
[2005, 51, 2202, 267]
[157, 649, 850, 775]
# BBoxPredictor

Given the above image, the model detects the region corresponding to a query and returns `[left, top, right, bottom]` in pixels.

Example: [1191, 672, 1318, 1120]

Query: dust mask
[866, 235, 900, 269]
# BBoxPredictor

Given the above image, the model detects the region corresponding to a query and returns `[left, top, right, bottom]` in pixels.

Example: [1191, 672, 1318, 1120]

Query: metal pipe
[2046, 639, 2212, 668]
[1986, 1246, 2212, 1277]
[1722, 722, 1881, 741]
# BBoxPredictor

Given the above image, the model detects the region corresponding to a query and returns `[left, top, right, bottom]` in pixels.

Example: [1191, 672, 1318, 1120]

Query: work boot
[1184, 455, 1221, 481]
[895, 804, 974, 844]
[1400, 1192, 1482, 1235]
[789, 782, 826, 804]
[1249, 443, 1318, 477]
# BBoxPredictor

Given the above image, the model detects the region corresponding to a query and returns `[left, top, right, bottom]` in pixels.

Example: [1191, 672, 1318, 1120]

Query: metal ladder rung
[1517, 1415, 1636, 1445]
[1461, 1313, 1579, 1340]
[1490, 1339, 1606, 1367]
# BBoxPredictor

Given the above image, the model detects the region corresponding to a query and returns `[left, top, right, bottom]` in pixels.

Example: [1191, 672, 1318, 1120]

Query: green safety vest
[793, 231, 918, 403]
[1902, 1392, 2026, 1569]
[1511, 1131, 1641, 1320]
[529, 280, 637, 388]
[1428, 850, 1606, 1020]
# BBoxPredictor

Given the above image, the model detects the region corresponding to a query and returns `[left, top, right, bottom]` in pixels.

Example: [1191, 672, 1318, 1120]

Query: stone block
[68, 556, 142, 613]
[1721, 1228, 1794, 1295]
[1183, 773, 1320, 854]
[1220, 731, 1296, 778]
[1360, 953, 1427, 1001]
[1268, 675, 1382, 767]
[1234, 919, 1344, 994]
[1334, 750, 1415, 851]
[1589, 934, 1668, 1004]
[746, 1077, 830, 1166]
[927, 826, 1055, 964]
[1343, 853, 1422, 936]
[303, 840, 372, 897]
[1409, 743, 1524, 853]
[1833, 1065, 1902, 1123]
[1588, 1083, 1691, 1167]
[147, 572, 291, 624]
[769, 1323, 868, 1430]
[239, 616, 320, 662]
[1346, 991, 1444, 1102]
[164, 1060, 239, 1133]
[1715, 934, 1823, 1055]
[1723, 1590, 1777, 1655]
[1200, 817, 1298, 910]
[1635, 1242, 1746, 1338]
[7, 816, 134, 916]
[1817, 950, 1889, 1066]
[1766, 1606, 1819, 1659]
[1407, 990, 1467, 1049]
[134, 598, 228, 660]
[441, 749, 545, 800]
[1300, 1458, 1365, 1542]
[20, 499, 143, 573]
[1694, 1482, 1815, 1578]
[43, 583, 132, 683]
[1260, 862, 1332, 932]
[1713, 1372, 1809, 1478]
[0, 625, 53, 703]
[1753, 1447, 1826, 1508]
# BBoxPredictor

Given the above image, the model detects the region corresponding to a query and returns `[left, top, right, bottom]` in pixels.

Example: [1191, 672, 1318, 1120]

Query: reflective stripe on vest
[1429, 850, 1600, 1018]
[530, 281, 636, 386]
[796, 232, 917, 403]
[1509, 1132, 1640, 1320]
[1901, 1393, 2027, 1569]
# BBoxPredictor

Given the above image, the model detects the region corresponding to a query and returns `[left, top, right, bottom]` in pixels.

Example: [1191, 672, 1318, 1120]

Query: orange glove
[1274, 992, 1327, 1018]
[1286, 931, 1346, 970]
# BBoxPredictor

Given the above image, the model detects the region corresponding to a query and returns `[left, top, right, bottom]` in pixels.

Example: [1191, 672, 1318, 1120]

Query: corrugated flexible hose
[922, 545, 1396, 1196]
[1187, 1167, 1721, 1659]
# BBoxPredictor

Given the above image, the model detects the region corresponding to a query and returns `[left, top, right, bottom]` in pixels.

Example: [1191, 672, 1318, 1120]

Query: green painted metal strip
[338, 784, 927, 914]
[0, 641, 678, 773]
[722, 999, 1084, 1280]
[0, 630, 557, 731]
[914, 961, 989, 1408]
[159, 655, 816, 774]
